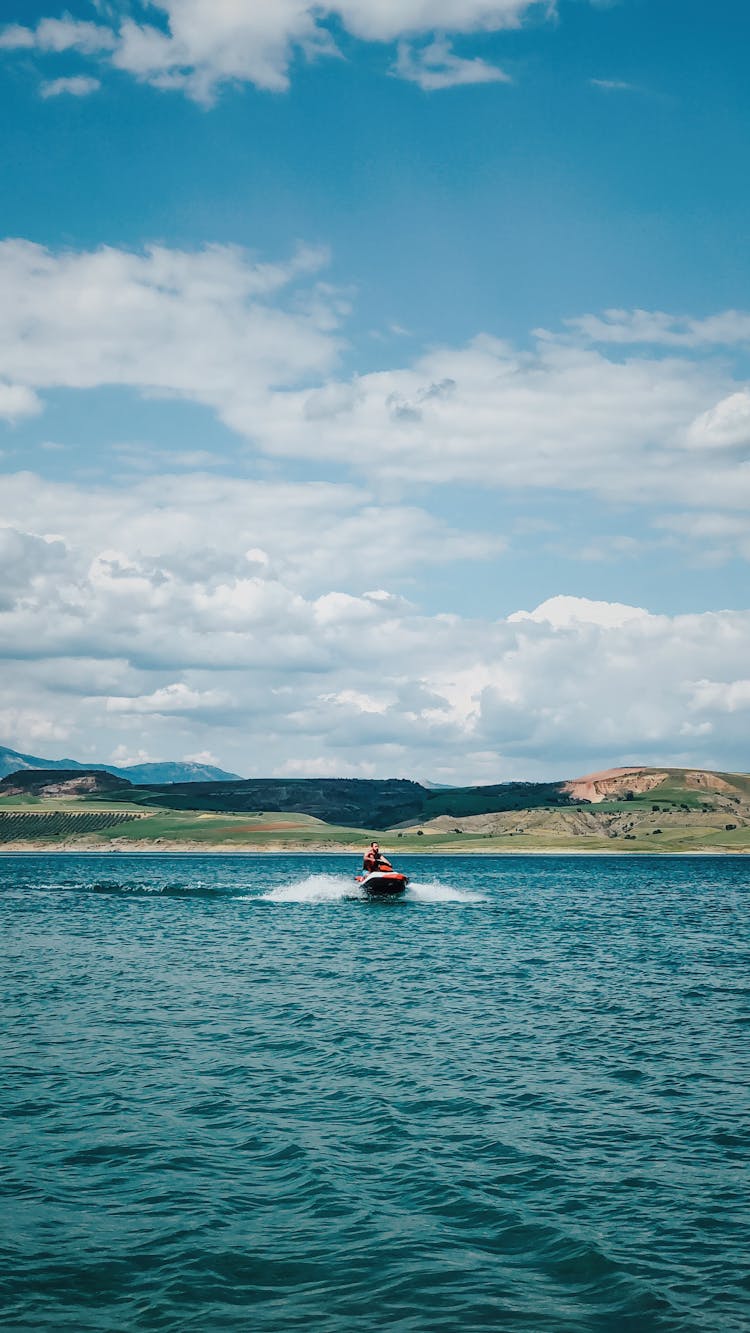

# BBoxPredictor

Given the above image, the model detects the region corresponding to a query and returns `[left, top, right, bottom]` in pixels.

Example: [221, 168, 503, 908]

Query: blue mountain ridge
[0, 745, 242, 785]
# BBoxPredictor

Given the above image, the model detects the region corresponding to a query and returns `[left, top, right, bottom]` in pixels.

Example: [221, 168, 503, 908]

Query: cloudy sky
[1, 0, 749, 782]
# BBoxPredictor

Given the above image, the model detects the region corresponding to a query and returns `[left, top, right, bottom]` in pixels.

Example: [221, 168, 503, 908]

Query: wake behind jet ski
[355, 841, 409, 897]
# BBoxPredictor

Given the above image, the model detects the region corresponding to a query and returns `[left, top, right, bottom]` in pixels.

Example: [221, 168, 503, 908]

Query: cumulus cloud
[471, 604, 750, 771]
[1, 0, 546, 102]
[1, 467, 749, 779]
[2, 238, 750, 515]
[2, 237, 750, 512]
[393, 38, 511, 90]
[0, 238, 341, 424]
[259, 334, 750, 508]
[0, 528, 67, 611]
[508, 595, 648, 630]
[0, 471, 502, 599]
[686, 390, 750, 452]
[6, 593, 750, 782]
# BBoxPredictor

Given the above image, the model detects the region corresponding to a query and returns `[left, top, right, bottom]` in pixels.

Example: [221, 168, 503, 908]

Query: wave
[406, 879, 485, 904]
[262, 874, 485, 905]
[262, 873, 362, 904]
[6, 872, 485, 905]
[2, 853, 746, 1333]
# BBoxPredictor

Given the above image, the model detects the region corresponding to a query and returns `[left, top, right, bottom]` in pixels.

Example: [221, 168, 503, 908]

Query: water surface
[1, 854, 749, 1331]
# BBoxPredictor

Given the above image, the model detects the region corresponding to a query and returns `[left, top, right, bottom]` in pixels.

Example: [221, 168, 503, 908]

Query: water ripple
[1, 853, 749, 1331]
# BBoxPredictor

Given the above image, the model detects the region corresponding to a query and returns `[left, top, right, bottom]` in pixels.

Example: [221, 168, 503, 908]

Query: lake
[1, 853, 748, 1331]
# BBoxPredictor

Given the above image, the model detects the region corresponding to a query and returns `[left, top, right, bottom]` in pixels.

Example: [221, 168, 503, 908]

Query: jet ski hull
[356, 871, 409, 897]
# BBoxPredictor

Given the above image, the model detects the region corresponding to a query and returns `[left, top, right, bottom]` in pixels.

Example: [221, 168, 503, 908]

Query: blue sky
[1, 0, 749, 781]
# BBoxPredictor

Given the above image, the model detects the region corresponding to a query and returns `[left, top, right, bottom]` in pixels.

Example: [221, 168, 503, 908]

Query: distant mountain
[0, 745, 241, 785]
[120, 760, 243, 784]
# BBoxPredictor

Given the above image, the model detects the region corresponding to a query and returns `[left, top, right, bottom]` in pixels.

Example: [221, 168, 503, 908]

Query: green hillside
[0, 766, 748, 852]
[102, 775, 580, 826]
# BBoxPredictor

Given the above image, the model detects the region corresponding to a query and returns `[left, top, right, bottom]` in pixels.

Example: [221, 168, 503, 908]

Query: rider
[363, 841, 393, 873]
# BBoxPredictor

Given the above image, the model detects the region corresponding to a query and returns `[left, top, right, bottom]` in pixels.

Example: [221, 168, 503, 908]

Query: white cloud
[2, 237, 750, 512]
[509, 595, 648, 630]
[2, 239, 750, 513]
[1, 0, 546, 102]
[40, 74, 101, 97]
[105, 683, 230, 715]
[0, 382, 41, 421]
[0, 238, 341, 420]
[0, 707, 70, 746]
[184, 749, 222, 765]
[393, 38, 511, 90]
[564, 307, 750, 347]
[0, 471, 501, 602]
[334, 0, 540, 41]
[1, 469, 749, 780]
[0, 528, 68, 611]
[0, 18, 115, 54]
[686, 391, 750, 452]
[257, 333, 750, 508]
[688, 679, 750, 714]
[109, 744, 154, 766]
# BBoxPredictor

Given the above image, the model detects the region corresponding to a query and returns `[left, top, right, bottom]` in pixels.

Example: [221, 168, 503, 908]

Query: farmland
[0, 810, 142, 842]
[0, 765, 748, 853]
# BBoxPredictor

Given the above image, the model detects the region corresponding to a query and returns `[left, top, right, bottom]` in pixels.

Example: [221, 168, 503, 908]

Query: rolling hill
[0, 764, 748, 852]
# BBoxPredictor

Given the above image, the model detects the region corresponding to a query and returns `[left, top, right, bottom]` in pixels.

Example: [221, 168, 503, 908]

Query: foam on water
[406, 878, 486, 903]
[263, 873, 485, 904]
[263, 872, 362, 903]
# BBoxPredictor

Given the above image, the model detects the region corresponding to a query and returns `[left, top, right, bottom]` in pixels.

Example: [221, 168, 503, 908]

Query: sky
[1, 0, 749, 783]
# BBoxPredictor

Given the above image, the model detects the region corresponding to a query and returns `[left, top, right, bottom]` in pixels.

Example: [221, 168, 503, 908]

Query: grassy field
[0, 796, 748, 853]
[1, 766, 749, 852]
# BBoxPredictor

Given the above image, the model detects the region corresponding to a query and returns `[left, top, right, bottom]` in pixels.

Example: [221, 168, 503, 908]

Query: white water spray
[262, 874, 484, 904]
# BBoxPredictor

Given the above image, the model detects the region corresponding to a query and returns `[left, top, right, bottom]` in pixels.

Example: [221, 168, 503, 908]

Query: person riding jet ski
[362, 841, 394, 873]
[358, 842, 409, 895]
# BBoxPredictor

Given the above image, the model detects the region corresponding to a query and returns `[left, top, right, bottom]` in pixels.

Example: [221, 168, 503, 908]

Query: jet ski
[355, 870, 409, 897]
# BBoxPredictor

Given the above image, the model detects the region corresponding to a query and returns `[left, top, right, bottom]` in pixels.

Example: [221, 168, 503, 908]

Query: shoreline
[0, 844, 748, 857]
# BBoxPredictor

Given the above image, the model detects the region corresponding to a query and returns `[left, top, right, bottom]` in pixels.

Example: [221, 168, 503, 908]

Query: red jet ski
[355, 869, 409, 897]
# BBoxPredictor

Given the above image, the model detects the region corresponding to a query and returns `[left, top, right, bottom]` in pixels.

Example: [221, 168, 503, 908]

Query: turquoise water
[1, 854, 749, 1332]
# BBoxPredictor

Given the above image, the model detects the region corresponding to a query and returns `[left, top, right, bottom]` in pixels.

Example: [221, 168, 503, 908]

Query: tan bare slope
[563, 767, 660, 803]
[412, 766, 750, 852]
[1, 765, 749, 852]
